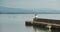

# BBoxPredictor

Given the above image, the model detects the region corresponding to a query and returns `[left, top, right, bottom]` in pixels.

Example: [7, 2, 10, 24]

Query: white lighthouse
[35, 14, 38, 17]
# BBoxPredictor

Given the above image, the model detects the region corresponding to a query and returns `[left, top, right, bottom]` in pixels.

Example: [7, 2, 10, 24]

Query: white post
[48, 24, 51, 32]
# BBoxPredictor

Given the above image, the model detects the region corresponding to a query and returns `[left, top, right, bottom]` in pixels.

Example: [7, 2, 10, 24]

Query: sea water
[0, 14, 60, 32]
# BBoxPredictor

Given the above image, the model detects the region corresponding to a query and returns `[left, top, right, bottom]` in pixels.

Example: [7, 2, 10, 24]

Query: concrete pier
[25, 20, 60, 29]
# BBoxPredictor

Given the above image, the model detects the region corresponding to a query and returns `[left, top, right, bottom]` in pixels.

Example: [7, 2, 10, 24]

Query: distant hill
[0, 6, 60, 14]
[0, 6, 34, 14]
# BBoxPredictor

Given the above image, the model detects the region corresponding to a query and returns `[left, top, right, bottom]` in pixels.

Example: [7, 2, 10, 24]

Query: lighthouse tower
[34, 13, 38, 20]
[34, 14, 38, 21]
[33, 8, 38, 21]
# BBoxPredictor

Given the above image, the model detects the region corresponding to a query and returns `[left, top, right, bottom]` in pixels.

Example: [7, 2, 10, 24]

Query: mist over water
[0, 14, 60, 32]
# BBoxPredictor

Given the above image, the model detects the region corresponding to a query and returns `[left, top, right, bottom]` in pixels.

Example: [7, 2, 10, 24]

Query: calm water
[0, 14, 60, 32]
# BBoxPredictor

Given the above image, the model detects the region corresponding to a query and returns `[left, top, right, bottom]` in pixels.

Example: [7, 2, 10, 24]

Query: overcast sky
[1, 0, 60, 10]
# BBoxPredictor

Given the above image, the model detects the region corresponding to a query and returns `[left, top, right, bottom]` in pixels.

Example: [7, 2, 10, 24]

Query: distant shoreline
[0, 13, 60, 14]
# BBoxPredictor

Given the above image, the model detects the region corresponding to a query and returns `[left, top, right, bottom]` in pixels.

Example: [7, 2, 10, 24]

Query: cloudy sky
[1, 0, 60, 10]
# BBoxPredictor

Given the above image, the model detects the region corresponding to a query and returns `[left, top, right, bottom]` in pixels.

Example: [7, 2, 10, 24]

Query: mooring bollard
[47, 24, 51, 32]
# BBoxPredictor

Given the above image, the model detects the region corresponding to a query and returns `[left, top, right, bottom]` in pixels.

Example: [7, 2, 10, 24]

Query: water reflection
[26, 26, 60, 32]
